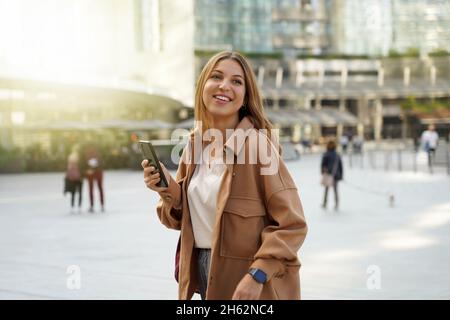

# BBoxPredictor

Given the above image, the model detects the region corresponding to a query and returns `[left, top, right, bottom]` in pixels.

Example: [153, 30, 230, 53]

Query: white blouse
[187, 143, 226, 249]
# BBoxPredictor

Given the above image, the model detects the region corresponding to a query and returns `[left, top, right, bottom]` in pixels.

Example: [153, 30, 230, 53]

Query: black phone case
[139, 141, 169, 188]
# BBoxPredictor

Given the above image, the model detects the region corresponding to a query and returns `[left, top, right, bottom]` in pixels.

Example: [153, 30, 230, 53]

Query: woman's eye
[211, 74, 221, 80]
[233, 80, 242, 85]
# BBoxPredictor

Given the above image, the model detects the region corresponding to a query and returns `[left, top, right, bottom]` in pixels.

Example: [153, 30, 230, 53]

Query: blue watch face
[250, 268, 267, 283]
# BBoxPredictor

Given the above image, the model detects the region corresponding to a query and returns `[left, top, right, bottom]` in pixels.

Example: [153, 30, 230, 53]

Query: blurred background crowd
[0, 0, 449, 173]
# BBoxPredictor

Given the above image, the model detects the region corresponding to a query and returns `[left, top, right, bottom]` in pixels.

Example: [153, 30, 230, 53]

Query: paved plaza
[1, 154, 449, 299]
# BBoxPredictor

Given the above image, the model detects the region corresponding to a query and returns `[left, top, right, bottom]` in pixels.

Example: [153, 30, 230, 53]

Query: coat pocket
[220, 197, 266, 260]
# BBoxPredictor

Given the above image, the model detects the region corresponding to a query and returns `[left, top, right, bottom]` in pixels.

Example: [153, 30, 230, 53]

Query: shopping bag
[321, 173, 334, 187]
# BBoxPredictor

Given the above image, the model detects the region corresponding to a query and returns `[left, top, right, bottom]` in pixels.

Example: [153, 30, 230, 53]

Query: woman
[142, 51, 308, 300]
[84, 144, 104, 213]
[66, 146, 83, 213]
[321, 140, 343, 210]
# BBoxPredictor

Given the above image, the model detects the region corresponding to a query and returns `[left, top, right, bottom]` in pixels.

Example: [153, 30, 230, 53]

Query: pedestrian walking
[65, 146, 83, 213]
[352, 135, 364, 154]
[142, 51, 307, 300]
[321, 140, 343, 210]
[421, 124, 439, 171]
[84, 144, 105, 213]
[339, 134, 349, 154]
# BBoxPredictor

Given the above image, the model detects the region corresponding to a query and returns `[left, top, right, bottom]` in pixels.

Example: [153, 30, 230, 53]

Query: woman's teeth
[214, 95, 231, 102]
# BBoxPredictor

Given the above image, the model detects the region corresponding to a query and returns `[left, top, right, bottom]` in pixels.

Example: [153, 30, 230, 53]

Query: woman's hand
[141, 160, 172, 193]
[231, 274, 263, 300]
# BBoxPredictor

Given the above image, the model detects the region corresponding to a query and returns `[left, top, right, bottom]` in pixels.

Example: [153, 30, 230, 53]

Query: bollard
[349, 150, 353, 168]
[398, 149, 402, 172]
[429, 151, 434, 174]
[389, 193, 395, 207]
[384, 150, 387, 171]
[369, 150, 375, 169]
[360, 152, 364, 169]
[447, 141, 450, 176]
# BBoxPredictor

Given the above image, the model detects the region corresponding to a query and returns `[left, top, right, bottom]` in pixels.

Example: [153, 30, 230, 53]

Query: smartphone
[139, 140, 169, 188]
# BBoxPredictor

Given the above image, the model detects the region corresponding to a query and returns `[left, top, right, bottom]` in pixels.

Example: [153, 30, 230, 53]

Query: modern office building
[194, 0, 450, 143]
[271, 0, 329, 57]
[329, 0, 392, 56]
[329, 0, 450, 56]
[199, 0, 450, 59]
[195, 0, 273, 53]
[195, 0, 329, 56]
[391, 0, 450, 54]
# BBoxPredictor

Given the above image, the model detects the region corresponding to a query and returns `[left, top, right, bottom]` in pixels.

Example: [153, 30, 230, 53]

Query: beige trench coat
[156, 116, 308, 300]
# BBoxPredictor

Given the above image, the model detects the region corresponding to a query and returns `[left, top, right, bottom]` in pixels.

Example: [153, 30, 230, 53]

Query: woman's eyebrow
[212, 69, 244, 79]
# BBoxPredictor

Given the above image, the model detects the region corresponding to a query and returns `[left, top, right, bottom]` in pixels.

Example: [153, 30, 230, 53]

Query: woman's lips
[213, 96, 231, 105]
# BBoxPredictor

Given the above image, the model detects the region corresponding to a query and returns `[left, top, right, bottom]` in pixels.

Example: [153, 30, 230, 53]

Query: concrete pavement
[1, 154, 449, 299]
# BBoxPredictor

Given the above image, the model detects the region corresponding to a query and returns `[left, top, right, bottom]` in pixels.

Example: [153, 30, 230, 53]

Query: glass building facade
[194, 0, 328, 54]
[194, 0, 272, 52]
[271, 0, 329, 55]
[233, 0, 273, 52]
[330, 0, 450, 56]
[194, 0, 234, 51]
[392, 0, 450, 54]
[330, 0, 392, 56]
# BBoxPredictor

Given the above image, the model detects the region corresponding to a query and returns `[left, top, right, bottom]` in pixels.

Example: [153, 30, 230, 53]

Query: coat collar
[224, 116, 255, 157]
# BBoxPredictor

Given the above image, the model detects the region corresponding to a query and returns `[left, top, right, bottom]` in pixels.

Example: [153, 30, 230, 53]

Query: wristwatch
[248, 268, 267, 284]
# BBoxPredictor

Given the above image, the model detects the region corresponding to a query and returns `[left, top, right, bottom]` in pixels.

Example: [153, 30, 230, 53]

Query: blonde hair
[194, 51, 274, 138]
[68, 152, 79, 163]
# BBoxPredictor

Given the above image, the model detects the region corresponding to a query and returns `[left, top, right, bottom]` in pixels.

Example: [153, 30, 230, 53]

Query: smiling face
[202, 58, 246, 124]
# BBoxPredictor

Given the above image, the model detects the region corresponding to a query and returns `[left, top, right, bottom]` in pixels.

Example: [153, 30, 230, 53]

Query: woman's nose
[218, 79, 231, 90]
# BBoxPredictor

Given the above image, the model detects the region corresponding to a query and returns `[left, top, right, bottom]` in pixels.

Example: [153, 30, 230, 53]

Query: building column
[273, 97, 280, 110]
[341, 67, 348, 88]
[378, 67, 384, 87]
[357, 97, 368, 137]
[295, 97, 302, 110]
[374, 99, 383, 142]
[403, 66, 410, 87]
[315, 96, 323, 142]
[304, 95, 312, 110]
[303, 124, 312, 140]
[337, 124, 343, 140]
[257, 66, 265, 87]
[430, 65, 436, 86]
[337, 97, 346, 139]
[339, 97, 346, 111]
[276, 67, 283, 89]
[315, 96, 322, 110]
[292, 124, 301, 143]
[313, 125, 321, 142]
[296, 69, 303, 88]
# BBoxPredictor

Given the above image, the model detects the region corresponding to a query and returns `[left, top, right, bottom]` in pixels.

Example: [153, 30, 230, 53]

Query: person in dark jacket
[65, 146, 83, 213]
[321, 140, 343, 210]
